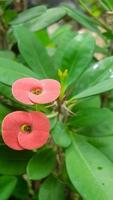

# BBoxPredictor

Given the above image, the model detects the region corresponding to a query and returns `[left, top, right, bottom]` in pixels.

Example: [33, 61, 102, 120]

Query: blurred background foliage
[1, 1, 113, 200]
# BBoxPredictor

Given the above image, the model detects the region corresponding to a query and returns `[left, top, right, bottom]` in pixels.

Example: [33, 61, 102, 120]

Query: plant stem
[77, 0, 112, 32]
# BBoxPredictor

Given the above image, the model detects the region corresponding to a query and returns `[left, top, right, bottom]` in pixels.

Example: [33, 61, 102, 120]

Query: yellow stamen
[20, 124, 32, 133]
[31, 88, 42, 95]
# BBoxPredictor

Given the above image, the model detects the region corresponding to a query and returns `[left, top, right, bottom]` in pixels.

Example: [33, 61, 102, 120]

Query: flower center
[20, 124, 32, 133]
[31, 88, 42, 95]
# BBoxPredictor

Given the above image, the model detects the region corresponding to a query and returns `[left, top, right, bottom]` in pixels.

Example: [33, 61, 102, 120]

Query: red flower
[2, 111, 50, 150]
[12, 78, 61, 105]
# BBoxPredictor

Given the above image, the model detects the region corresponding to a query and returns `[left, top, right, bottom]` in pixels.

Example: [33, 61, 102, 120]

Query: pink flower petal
[18, 130, 49, 150]
[2, 111, 50, 150]
[18, 111, 50, 150]
[27, 111, 50, 131]
[12, 78, 61, 105]
[28, 79, 61, 104]
[12, 78, 42, 105]
[2, 111, 25, 150]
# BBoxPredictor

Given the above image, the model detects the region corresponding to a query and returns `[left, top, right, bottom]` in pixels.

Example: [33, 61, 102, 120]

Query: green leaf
[64, 5, 100, 33]
[70, 108, 113, 137]
[4, 0, 13, 7]
[74, 56, 113, 98]
[61, 32, 95, 87]
[86, 135, 113, 162]
[14, 26, 53, 77]
[0, 146, 33, 175]
[39, 176, 66, 200]
[0, 58, 37, 85]
[51, 25, 75, 45]
[52, 25, 75, 71]
[0, 103, 11, 124]
[0, 83, 12, 99]
[29, 7, 66, 32]
[75, 79, 113, 99]
[3, 9, 17, 24]
[100, 0, 113, 10]
[0, 136, 3, 145]
[0, 51, 15, 59]
[13, 177, 29, 200]
[52, 121, 71, 148]
[36, 29, 51, 46]
[74, 96, 101, 111]
[50, 117, 57, 130]
[77, 57, 113, 91]
[0, 83, 31, 110]
[0, 176, 17, 200]
[27, 149, 56, 180]
[66, 136, 113, 200]
[11, 5, 47, 25]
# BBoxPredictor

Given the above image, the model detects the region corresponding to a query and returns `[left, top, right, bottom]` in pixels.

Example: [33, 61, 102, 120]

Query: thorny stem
[47, 112, 58, 119]
[0, 20, 8, 49]
[55, 145, 64, 176]
[53, 90, 80, 199]
[66, 96, 77, 106]
[23, 175, 35, 197]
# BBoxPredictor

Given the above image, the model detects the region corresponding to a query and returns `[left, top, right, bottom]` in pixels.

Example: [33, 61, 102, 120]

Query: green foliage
[27, 149, 56, 180]
[75, 56, 113, 93]
[11, 5, 47, 25]
[1, 2, 113, 200]
[63, 5, 100, 33]
[52, 25, 75, 71]
[0, 103, 11, 124]
[69, 108, 113, 136]
[75, 78, 113, 98]
[52, 121, 71, 147]
[74, 96, 101, 110]
[88, 135, 113, 162]
[0, 58, 37, 85]
[14, 26, 53, 77]
[0, 146, 33, 175]
[38, 176, 66, 200]
[12, 6, 66, 31]
[0, 51, 15, 59]
[99, 0, 113, 10]
[28, 7, 66, 31]
[13, 177, 29, 200]
[0, 176, 17, 200]
[66, 135, 113, 200]
[60, 32, 96, 87]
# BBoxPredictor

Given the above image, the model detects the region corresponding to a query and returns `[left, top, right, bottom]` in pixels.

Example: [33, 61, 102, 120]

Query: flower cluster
[2, 78, 61, 150]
